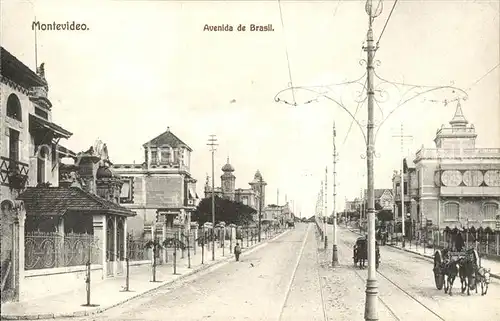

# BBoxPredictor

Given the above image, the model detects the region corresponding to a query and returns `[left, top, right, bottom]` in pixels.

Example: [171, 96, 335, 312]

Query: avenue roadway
[41, 223, 500, 321]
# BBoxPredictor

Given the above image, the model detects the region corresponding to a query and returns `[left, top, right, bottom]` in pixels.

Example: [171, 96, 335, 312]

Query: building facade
[412, 101, 500, 231]
[204, 158, 267, 212]
[111, 127, 199, 238]
[392, 159, 419, 222]
[0, 48, 135, 303]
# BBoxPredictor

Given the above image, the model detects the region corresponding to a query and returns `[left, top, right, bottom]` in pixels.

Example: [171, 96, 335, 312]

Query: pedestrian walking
[234, 243, 241, 261]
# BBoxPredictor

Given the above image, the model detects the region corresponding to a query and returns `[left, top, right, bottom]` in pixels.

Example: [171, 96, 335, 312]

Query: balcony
[0, 157, 29, 189]
[415, 148, 500, 161]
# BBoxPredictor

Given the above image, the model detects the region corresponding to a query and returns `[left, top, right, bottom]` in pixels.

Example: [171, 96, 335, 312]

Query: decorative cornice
[1, 76, 31, 95]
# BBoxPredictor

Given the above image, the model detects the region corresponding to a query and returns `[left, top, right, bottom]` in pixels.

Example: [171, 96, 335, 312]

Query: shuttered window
[483, 203, 498, 220]
[444, 202, 459, 220]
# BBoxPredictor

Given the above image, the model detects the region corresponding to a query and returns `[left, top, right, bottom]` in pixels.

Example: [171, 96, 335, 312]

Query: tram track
[277, 224, 329, 321]
[338, 237, 447, 321]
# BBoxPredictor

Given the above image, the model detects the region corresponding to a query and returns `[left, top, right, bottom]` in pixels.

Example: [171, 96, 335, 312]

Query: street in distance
[203, 24, 274, 32]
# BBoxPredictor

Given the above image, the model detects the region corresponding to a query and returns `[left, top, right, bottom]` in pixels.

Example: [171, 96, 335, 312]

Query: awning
[29, 114, 72, 139]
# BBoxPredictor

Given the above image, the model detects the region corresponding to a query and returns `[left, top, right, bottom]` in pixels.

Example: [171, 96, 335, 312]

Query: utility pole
[332, 122, 339, 266]
[324, 167, 328, 230]
[207, 135, 218, 261]
[392, 123, 413, 243]
[364, 1, 379, 319]
[320, 181, 324, 240]
[258, 175, 263, 242]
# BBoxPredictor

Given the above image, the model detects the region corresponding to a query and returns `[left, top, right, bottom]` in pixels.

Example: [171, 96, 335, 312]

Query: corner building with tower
[204, 158, 266, 212]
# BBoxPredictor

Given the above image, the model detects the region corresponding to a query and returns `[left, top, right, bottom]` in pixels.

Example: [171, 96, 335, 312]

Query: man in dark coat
[234, 243, 242, 261]
[455, 232, 465, 252]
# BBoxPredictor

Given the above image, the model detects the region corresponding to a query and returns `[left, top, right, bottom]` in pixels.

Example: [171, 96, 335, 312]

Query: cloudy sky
[2, 0, 499, 217]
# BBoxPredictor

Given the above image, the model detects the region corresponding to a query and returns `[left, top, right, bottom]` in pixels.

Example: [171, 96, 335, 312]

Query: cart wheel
[433, 250, 444, 290]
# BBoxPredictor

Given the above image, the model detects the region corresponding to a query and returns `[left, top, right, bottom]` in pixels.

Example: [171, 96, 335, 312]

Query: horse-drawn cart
[353, 236, 380, 269]
[432, 248, 491, 296]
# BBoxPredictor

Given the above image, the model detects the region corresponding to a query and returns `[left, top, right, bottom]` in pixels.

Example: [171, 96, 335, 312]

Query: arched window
[6, 94, 22, 121]
[444, 202, 459, 220]
[483, 203, 498, 220]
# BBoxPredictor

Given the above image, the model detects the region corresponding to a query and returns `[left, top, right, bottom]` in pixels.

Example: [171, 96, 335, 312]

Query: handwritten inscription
[203, 24, 274, 32]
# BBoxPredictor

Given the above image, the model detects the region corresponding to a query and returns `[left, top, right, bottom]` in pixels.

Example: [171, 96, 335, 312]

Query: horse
[443, 259, 461, 296]
[459, 249, 479, 296]
[476, 267, 491, 296]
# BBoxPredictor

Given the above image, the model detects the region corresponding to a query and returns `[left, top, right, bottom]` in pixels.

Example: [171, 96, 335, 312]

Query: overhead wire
[277, 0, 296, 105]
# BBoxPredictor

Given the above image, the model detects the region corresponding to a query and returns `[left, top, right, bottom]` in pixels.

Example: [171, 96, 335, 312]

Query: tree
[192, 196, 256, 226]
[377, 209, 393, 222]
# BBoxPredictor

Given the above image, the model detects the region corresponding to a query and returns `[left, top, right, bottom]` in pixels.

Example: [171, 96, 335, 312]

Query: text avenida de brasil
[203, 24, 274, 32]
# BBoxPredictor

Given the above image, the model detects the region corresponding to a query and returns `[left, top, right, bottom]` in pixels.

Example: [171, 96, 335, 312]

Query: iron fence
[24, 232, 99, 270]
[127, 237, 149, 261]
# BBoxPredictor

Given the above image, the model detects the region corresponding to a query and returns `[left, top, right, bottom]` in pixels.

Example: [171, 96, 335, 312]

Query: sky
[1, 0, 499, 217]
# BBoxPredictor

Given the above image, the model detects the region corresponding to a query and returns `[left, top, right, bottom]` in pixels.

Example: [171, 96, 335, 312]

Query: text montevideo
[203, 24, 274, 32]
[32, 21, 89, 31]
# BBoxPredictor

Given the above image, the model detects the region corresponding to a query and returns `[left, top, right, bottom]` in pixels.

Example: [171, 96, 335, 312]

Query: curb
[1, 230, 291, 320]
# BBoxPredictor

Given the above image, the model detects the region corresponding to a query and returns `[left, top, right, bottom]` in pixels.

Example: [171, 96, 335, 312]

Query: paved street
[320, 224, 500, 321]
[28, 223, 500, 321]
[37, 223, 325, 321]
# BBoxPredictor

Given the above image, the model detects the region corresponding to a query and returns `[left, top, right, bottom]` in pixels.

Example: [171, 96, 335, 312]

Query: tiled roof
[17, 187, 136, 217]
[1, 47, 47, 88]
[143, 128, 192, 151]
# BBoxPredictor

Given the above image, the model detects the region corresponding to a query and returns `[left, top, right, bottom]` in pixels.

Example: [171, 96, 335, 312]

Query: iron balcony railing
[0, 156, 29, 188]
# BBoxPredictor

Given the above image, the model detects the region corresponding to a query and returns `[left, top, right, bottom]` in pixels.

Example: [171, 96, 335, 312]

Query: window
[403, 182, 408, 195]
[9, 129, 20, 162]
[150, 151, 158, 164]
[7, 94, 22, 121]
[444, 202, 459, 220]
[395, 183, 400, 196]
[483, 203, 498, 220]
[242, 197, 248, 206]
[173, 148, 179, 163]
[160, 147, 171, 163]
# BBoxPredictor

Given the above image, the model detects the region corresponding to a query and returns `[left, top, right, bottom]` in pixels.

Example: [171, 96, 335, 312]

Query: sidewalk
[0, 229, 290, 320]
[341, 225, 500, 280]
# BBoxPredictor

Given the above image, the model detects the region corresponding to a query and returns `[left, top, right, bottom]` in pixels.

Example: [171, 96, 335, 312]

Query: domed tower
[221, 157, 236, 201]
[249, 170, 267, 206]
